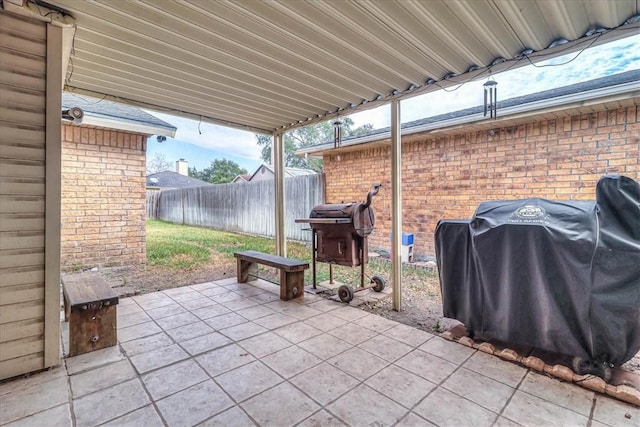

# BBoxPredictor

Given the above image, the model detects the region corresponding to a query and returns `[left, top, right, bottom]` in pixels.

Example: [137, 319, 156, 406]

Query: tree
[147, 153, 172, 174]
[255, 117, 373, 172]
[189, 158, 248, 184]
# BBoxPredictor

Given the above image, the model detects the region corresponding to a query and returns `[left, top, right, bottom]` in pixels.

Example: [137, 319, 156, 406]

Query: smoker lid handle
[363, 183, 382, 208]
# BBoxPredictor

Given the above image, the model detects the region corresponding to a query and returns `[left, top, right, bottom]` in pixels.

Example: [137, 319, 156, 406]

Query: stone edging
[440, 331, 640, 408]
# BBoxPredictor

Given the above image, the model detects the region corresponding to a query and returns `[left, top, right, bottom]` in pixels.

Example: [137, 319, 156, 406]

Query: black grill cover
[435, 175, 640, 365]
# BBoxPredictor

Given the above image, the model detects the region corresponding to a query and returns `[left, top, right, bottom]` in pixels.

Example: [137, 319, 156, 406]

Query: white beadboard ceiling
[48, 0, 639, 134]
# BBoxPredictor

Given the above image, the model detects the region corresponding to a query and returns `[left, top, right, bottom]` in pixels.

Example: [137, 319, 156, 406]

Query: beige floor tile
[221, 297, 260, 311]
[70, 359, 136, 398]
[199, 406, 256, 427]
[494, 416, 525, 427]
[592, 394, 640, 427]
[238, 331, 292, 358]
[303, 312, 347, 332]
[414, 387, 497, 427]
[330, 306, 369, 322]
[381, 324, 434, 348]
[253, 312, 298, 329]
[234, 287, 270, 297]
[365, 364, 437, 408]
[395, 349, 458, 384]
[211, 291, 245, 304]
[297, 333, 353, 360]
[419, 336, 476, 365]
[354, 313, 399, 332]
[118, 321, 163, 343]
[155, 311, 200, 330]
[101, 404, 165, 427]
[168, 291, 202, 303]
[4, 403, 72, 427]
[141, 358, 208, 401]
[297, 410, 347, 427]
[163, 286, 197, 297]
[327, 323, 378, 345]
[178, 297, 218, 311]
[134, 294, 174, 310]
[216, 360, 283, 402]
[395, 412, 436, 427]
[290, 362, 359, 406]
[129, 343, 189, 374]
[117, 303, 143, 316]
[191, 301, 231, 320]
[156, 380, 234, 427]
[305, 299, 342, 312]
[236, 304, 276, 321]
[519, 371, 594, 416]
[196, 343, 256, 377]
[205, 312, 247, 329]
[219, 322, 268, 341]
[73, 378, 150, 427]
[248, 292, 280, 304]
[274, 322, 323, 344]
[189, 282, 219, 292]
[0, 377, 69, 425]
[262, 345, 322, 379]
[442, 367, 515, 413]
[0, 364, 67, 396]
[121, 332, 174, 357]
[463, 351, 527, 387]
[359, 334, 413, 362]
[180, 332, 233, 356]
[502, 390, 589, 427]
[241, 382, 320, 427]
[117, 311, 151, 328]
[200, 286, 234, 297]
[278, 304, 323, 320]
[165, 320, 215, 342]
[328, 347, 388, 381]
[327, 384, 408, 427]
[65, 345, 126, 374]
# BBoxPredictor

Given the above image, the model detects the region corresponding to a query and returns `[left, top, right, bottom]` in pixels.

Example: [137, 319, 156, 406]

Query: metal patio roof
[47, 0, 639, 134]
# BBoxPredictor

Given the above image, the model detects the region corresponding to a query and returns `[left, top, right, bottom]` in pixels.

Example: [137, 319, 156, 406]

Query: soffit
[48, 0, 639, 133]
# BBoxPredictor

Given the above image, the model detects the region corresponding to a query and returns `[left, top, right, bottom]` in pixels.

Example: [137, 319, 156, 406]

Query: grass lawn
[146, 219, 438, 291]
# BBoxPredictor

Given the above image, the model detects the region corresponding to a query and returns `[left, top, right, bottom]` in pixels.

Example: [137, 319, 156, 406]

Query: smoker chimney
[176, 158, 188, 176]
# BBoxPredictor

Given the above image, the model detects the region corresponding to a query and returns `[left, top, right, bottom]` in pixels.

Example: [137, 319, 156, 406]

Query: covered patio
[1, 1, 640, 425]
[2, 278, 636, 427]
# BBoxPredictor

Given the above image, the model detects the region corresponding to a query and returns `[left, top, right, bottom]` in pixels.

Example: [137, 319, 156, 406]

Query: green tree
[189, 159, 248, 184]
[255, 118, 373, 172]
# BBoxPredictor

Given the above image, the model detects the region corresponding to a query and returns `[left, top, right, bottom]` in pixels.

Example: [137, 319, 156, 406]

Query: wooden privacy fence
[146, 174, 324, 242]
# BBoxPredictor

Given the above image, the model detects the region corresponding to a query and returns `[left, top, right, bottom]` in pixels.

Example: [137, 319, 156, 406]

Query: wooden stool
[62, 272, 119, 356]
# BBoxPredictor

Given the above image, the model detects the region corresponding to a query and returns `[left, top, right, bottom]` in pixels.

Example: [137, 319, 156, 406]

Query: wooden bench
[234, 250, 309, 301]
[62, 272, 119, 356]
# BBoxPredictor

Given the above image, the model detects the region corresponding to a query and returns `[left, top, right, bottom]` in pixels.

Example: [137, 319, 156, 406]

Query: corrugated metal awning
[48, 0, 639, 134]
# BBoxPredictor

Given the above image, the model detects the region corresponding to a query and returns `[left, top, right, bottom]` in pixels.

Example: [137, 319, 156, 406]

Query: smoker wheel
[371, 275, 386, 292]
[571, 357, 612, 381]
[338, 285, 354, 303]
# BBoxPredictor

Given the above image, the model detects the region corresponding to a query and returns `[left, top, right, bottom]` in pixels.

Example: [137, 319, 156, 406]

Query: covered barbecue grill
[296, 184, 386, 302]
[435, 174, 640, 379]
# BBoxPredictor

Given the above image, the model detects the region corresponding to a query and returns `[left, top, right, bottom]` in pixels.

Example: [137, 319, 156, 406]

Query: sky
[146, 34, 639, 174]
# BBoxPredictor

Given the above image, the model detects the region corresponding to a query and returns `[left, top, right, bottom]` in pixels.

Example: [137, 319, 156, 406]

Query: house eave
[297, 81, 640, 157]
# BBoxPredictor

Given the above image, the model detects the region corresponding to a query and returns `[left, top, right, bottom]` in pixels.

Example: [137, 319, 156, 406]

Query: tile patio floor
[1, 278, 638, 427]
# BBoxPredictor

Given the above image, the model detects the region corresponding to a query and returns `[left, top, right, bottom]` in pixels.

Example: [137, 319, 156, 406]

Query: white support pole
[273, 133, 287, 256]
[391, 99, 402, 311]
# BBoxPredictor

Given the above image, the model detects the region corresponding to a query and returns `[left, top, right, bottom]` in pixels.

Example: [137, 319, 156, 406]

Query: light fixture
[333, 118, 343, 148]
[61, 106, 83, 124]
[483, 78, 498, 119]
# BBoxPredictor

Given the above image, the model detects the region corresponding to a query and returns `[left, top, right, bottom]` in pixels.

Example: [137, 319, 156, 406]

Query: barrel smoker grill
[296, 184, 386, 303]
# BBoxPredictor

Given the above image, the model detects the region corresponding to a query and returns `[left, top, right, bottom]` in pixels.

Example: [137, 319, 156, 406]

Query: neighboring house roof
[146, 171, 213, 189]
[232, 174, 251, 183]
[298, 70, 640, 156]
[248, 164, 317, 181]
[62, 92, 177, 137]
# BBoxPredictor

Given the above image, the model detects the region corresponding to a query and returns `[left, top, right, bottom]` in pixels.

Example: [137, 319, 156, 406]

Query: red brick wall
[323, 106, 640, 257]
[61, 124, 148, 268]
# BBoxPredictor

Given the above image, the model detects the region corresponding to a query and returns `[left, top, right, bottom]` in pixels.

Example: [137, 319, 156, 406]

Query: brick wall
[61, 124, 148, 268]
[323, 106, 640, 257]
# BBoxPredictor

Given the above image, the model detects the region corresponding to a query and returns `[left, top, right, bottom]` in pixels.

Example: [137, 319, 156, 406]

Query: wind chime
[333, 118, 343, 148]
[483, 78, 498, 119]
